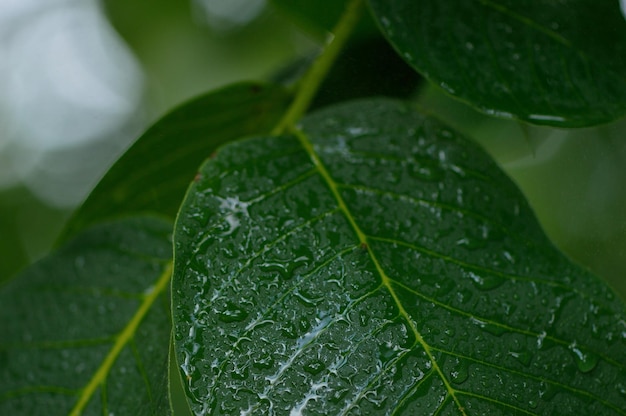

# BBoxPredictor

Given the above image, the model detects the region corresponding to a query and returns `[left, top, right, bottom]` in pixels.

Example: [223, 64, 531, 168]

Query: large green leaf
[61, 82, 290, 241]
[0, 217, 173, 415]
[172, 99, 626, 414]
[368, 0, 626, 127]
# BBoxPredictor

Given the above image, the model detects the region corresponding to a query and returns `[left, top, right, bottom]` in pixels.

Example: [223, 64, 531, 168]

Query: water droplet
[232, 364, 249, 380]
[536, 331, 546, 349]
[538, 381, 558, 400]
[508, 350, 532, 367]
[329, 388, 350, 404]
[281, 321, 299, 339]
[303, 359, 326, 375]
[527, 114, 567, 123]
[471, 317, 508, 336]
[358, 310, 370, 327]
[407, 159, 443, 181]
[253, 353, 274, 369]
[440, 82, 456, 94]
[450, 359, 469, 384]
[466, 270, 505, 291]
[568, 343, 599, 373]
[294, 289, 321, 307]
[456, 236, 486, 251]
[259, 262, 288, 279]
[379, 341, 398, 362]
[217, 302, 248, 323]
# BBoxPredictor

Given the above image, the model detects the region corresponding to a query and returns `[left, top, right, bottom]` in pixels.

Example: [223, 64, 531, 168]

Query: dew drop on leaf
[450, 359, 469, 385]
[538, 380, 559, 401]
[568, 343, 599, 373]
[508, 350, 532, 367]
[303, 359, 326, 375]
[471, 317, 508, 336]
[465, 270, 506, 291]
[217, 301, 249, 323]
[253, 353, 274, 370]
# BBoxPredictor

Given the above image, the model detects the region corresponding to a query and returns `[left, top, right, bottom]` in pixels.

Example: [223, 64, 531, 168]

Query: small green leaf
[0, 217, 173, 415]
[172, 99, 626, 414]
[61, 82, 290, 241]
[368, 0, 626, 127]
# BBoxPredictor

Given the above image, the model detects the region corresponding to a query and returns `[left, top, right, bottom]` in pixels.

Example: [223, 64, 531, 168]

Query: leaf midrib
[293, 128, 467, 415]
[68, 262, 173, 415]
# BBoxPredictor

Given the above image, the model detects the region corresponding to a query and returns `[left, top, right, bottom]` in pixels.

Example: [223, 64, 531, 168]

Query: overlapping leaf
[368, 0, 626, 127]
[172, 99, 626, 414]
[61, 82, 290, 241]
[311, 36, 422, 110]
[0, 217, 173, 415]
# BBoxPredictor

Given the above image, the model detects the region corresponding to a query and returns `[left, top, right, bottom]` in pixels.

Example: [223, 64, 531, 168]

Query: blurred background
[0, 0, 625, 298]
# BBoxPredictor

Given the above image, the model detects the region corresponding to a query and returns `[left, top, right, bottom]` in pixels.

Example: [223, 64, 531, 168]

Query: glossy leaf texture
[172, 99, 626, 415]
[0, 217, 173, 415]
[61, 82, 290, 241]
[368, 0, 626, 127]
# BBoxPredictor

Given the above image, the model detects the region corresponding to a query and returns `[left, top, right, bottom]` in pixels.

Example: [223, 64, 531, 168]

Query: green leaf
[368, 0, 626, 127]
[0, 217, 173, 415]
[61, 82, 291, 241]
[172, 99, 626, 414]
[169, 334, 193, 416]
[311, 36, 423, 110]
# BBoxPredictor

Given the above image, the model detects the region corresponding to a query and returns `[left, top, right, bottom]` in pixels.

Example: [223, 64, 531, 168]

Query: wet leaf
[172, 99, 626, 414]
[0, 217, 173, 415]
[368, 0, 626, 127]
[61, 82, 290, 241]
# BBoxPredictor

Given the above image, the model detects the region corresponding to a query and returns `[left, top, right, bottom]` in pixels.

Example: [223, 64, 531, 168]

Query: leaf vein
[295, 128, 468, 415]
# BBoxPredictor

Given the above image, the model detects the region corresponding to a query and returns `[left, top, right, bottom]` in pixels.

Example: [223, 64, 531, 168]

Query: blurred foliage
[0, 187, 68, 284]
[102, 0, 308, 112]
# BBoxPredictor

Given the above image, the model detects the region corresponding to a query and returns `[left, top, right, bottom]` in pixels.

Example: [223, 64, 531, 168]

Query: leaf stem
[68, 262, 173, 416]
[271, 0, 364, 135]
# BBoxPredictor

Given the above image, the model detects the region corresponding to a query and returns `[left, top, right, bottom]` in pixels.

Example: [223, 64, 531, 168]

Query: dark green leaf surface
[173, 99, 626, 414]
[61, 82, 290, 241]
[0, 217, 173, 415]
[311, 36, 422, 110]
[368, 0, 626, 127]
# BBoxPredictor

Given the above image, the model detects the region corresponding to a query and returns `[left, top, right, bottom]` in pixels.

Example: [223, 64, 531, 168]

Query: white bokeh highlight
[0, 0, 144, 206]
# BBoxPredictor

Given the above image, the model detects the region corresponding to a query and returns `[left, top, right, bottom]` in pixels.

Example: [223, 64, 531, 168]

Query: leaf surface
[61, 82, 290, 241]
[0, 217, 173, 415]
[172, 99, 626, 415]
[311, 36, 422, 110]
[368, 0, 626, 127]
